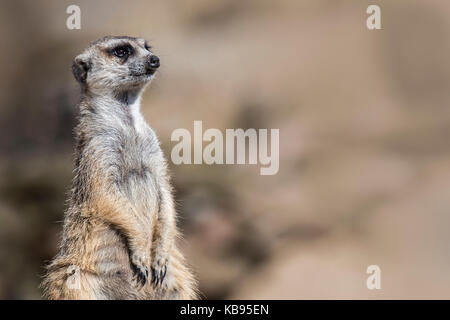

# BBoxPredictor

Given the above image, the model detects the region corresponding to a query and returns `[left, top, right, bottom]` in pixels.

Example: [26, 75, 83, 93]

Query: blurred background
[1, 0, 450, 299]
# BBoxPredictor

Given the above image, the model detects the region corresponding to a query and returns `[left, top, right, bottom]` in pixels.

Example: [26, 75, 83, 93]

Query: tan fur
[41, 36, 198, 300]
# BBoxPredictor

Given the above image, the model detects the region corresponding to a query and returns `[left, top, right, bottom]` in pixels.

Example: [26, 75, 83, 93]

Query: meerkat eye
[113, 45, 132, 58]
[114, 48, 125, 57]
[144, 43, 152, 51]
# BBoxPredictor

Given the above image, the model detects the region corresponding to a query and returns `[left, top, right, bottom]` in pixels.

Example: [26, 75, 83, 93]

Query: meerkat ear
[72, 54, 91, 83]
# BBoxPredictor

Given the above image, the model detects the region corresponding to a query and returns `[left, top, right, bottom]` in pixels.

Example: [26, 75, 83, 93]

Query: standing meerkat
[41, 36, 197, 299]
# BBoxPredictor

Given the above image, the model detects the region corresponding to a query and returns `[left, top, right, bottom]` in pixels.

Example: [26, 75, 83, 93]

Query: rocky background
[1, 0, 450, 299]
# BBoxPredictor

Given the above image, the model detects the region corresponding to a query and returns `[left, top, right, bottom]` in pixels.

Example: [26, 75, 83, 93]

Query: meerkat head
[72, 36, 160, 95]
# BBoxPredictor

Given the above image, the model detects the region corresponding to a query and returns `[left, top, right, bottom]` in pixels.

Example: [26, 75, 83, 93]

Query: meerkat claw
[150, 262, 168, 287]
[162, 265, 167, 280]
[151, 266, 158, 284]
[133, 265, 148, 287]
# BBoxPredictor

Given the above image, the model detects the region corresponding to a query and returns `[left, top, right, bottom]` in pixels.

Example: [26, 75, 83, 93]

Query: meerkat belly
[119, 163, 159, 215]
[118, 136, 161, 216]
[91, 224, 131, 275]
[89, 224, 146, 299]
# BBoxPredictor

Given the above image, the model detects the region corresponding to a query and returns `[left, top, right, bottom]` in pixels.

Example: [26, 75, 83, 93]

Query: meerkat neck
[115, 89, 142, 106]
[81, 88, 147, 134]
[125, 91, 147, 134]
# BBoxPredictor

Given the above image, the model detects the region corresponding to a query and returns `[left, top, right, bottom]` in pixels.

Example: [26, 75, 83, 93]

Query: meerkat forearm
[150, 195, 176, 284]
[89, 184, 153, 282]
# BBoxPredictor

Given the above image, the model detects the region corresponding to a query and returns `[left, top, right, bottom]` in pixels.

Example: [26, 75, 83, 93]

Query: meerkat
[41, 36, 197, 300]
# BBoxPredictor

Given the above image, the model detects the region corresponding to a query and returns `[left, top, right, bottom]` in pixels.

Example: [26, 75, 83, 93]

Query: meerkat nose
[149, 55, 160, 69]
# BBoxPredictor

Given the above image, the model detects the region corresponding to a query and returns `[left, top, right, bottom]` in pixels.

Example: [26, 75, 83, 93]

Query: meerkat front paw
[151, 255, 168, 287]
[130, 251, 150, 287]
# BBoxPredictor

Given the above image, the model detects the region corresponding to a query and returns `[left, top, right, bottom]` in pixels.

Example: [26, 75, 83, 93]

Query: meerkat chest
[119, 128, 161, 174]
[115, 117, 164, 190]
[116, 134, 162, 212]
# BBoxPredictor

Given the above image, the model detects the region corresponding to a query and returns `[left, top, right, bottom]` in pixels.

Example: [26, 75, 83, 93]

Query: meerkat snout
[147, 55, 160, 71]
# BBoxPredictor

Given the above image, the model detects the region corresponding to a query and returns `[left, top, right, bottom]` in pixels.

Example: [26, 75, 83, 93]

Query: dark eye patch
[144, 42, 152, 51]
[110, 44, 133, 59]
